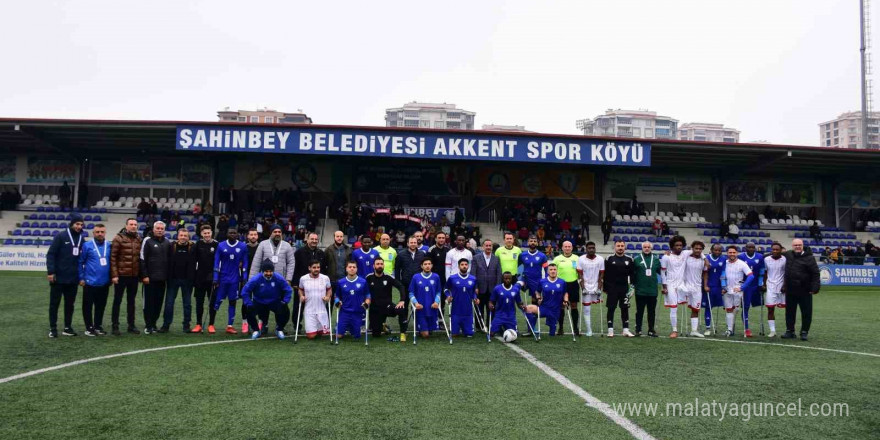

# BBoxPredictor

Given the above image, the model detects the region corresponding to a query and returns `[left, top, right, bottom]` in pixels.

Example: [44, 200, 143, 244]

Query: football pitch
[0, 272, 877, 439]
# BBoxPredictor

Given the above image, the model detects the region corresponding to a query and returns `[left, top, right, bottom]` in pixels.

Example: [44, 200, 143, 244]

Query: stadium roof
[0, 117, 878, 176]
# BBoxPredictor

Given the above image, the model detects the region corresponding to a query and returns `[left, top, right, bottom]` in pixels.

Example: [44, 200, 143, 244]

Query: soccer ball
[502, 329, 518, 343]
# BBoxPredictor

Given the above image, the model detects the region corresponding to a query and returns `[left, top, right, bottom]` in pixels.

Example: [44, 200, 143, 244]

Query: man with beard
[110, 218, 142, 335]
[191, 225, 217, 333]
[140, 221, 171, 334]
[366, 257, 406, 339]
[250, 225, 296, 333]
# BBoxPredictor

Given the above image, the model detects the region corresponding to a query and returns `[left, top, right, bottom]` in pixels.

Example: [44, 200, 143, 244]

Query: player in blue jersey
[702, 243, 726, 335]
[521, 263, 567, 337]
[445, 258, 478, 337]
[489, 272, 524, 336]
[212, 229, 248, 335]
[739, 242, 765, 338]
[409, 258, 442, 339]
[353, 236, 380, 279]
[518, 235, 548, 303]
[334, 261, 371, 340]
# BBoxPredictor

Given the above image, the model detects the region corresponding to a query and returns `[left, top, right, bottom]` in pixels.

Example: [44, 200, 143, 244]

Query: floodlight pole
[861, 0, 869, 149]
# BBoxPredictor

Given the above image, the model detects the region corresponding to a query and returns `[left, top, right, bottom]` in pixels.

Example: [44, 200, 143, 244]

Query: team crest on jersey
[430, 280, 435, 285]
[271, 282, 275, 287]
[356, 283, 361, 289]
[383, 280, 387, 286]
[625, 261, 629, 265]
[235, 248, 240, 253]
[468, 281, 473, 286]
[210, 247, 215, 252]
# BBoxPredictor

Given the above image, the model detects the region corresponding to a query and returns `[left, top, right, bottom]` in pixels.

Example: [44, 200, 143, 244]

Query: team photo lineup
[46, 211, 818, 344]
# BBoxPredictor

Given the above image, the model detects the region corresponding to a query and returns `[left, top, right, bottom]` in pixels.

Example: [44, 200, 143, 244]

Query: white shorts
[765, 291, 786, 308]
[679, 286, 702, 311]
[722, 292, 742, 311]
[304, 312, 330, 335]
[663, 285, 683, 308]
[582, 290, 601, 305]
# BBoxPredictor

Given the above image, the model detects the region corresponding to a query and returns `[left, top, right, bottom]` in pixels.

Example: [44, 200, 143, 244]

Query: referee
[365, 257, 407, 340]
[552, 241, 580, 335]
[603, 240, 635, 337]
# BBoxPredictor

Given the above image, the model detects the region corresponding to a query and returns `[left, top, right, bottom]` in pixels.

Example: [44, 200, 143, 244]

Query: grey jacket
[472, 251, 502, 296]
[248, 239, 296, 281]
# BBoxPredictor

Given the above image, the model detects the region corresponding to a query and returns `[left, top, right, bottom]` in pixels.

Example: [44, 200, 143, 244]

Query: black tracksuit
[603, 254, 635, 329]
[140, 235, 171, 330]
[427, 245, 450, 296]
[366, 273, 406, 336]
[192, 239, 218, 325]
[46, 227, 84, 331]
[163, 241, 196, 330]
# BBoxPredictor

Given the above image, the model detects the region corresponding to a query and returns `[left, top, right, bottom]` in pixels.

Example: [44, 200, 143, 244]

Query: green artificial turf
[0, 272, 877, 439]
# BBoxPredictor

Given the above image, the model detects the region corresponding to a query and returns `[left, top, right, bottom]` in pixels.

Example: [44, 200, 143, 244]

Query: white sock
[583, 305, 591, 332]
[769, 320, 776, 332]
[670, 308, 678, 331]
[726, 312, 734, 331]
[691, 317, 698, 333]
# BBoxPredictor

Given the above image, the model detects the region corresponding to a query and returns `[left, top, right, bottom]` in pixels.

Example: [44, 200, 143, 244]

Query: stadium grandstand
[0, 117, 879, 267]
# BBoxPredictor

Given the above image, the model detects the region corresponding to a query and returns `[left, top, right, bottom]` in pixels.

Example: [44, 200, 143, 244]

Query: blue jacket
[78, 239, 112, 286]
[46, 228, 84, 284]
[240, 272, 292, 307]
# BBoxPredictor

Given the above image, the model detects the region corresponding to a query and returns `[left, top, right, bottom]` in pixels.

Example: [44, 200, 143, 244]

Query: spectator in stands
[727, 222, 740, 240]
[203, 200, 213, 215]
[601, 216, 613, 246]
[820, 247, 833, 264]
[506, 217, 518, 234]
[776, 207, 788, 220]
[192, 203, 202, 215]
[809, 221, 822, 242]
[579, 211, 590, 240]
[536, 226, 546, 242]
[720, 220, 729, 239]
[136, 199, 150, 217]
[628, 195, 639, 215]
[829, 247, 841, 264]
[746, 208, 759, 228]
[763, 205, 773, 220]
[559, 216, 571, 233]
[865, 240, 876, 257]
[59, 181, 72, 209]
[652, 218, 663, 237]
[853, 246, 866, 265]
[77, 181, 88, 208]
[149, 199, 158, 215]
[517, 226, 529, 243]
[661, 221, 670, 236]
[674, 205, 686, 218]
[46, 214, 85, 337]
[216, 215, 229, 242]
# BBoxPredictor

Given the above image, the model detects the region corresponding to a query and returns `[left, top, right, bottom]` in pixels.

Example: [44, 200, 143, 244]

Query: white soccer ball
[502, 329, 518, 342]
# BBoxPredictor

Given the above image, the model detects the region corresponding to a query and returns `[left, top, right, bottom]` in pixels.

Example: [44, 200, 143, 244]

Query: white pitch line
[0, 337, 273, 385]
[500, 338, 656, 440]
[673, 336, 880, 358]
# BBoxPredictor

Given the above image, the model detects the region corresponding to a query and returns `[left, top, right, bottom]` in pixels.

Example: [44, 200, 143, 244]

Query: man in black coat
[140, 221, 171, 334]
[781, 239, 820, 341]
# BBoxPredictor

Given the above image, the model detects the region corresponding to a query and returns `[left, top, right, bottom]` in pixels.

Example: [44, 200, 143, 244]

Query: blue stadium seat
[93, 215, 102, 221]
[83, 215, 93, 221]
[627, 244, 635, 250]
[81, 231, 88, 238]
[662, 244, 670, 250]
[612, 235, 620, 242]
[24, 239, 34, 246]
[653, 244, 661, 250]
[14, 239, 23, 245]
[42, 222, 50, 228]
[12, 230, 21, 236]
[22, 230, 31, 236]
[38, 214, 47, 220]
[86, 223, 94, 229]
[3, 239, 12, 245]
[21, 221, 31, 228]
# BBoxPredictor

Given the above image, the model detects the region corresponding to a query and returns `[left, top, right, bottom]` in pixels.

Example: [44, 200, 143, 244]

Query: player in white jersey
[762, 242, 786, 337]
[660, 236, 690, 338]
[576, 241, 604, 336]
[722, 245, 755, 337]
[445, 235, 473, 280]
[680, 241, 707, 338]
[298, 260, 333, 339]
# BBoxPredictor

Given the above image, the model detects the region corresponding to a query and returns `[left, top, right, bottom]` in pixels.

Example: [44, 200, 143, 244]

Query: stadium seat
[627, 244, 635, 250]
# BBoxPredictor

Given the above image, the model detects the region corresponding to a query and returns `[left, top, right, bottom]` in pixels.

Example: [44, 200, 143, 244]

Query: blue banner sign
[818, 264, 880, 286]
[176, 125, 650, 167]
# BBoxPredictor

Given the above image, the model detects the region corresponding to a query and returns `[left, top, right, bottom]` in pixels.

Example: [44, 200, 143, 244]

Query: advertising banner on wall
[475, 168, 595, 199]
[120, 162, 151, 185]
[837, 183, 880, 209]
[0, 156, 16, 182]
[818, 264, 880, 286]
[606, 174, 711, 203]
[355, 165, 458, 195]
[0, 247, 48, 271]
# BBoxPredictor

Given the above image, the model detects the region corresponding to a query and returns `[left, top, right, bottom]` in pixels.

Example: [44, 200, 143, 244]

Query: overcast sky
[0, 0, 872, 146]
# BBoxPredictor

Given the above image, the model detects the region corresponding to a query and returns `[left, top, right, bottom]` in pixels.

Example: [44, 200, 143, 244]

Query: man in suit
[472, 239, 502, 330]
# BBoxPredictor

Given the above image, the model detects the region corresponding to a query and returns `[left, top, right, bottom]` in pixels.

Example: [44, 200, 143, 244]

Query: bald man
[780, 239, 819, 341]
[376, 233, 398, 278]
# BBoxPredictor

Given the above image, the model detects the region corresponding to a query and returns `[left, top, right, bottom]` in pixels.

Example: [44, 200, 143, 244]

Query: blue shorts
[336, 310, 363, 338]
[450, 315, 474, 336]
[490, 316, 517, 334]
[414, 307, 438, 332]
[523, 279, 541, 298]
[214, 282, 239, 309]
[701, 287, 723, 308]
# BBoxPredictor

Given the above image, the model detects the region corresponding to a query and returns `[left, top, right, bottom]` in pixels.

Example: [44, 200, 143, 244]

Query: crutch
[705, 289, 716, 335]
[436, 304, 453, 344]
[293, 297, 303, 344]
[759, 291, 765, 336]
[364, 303, 370, 346]
[334, 305, 340, 345]
[471, 301, 490, 343]
[411, 303, 418, 345]
[518, 306, 539, 342]
[535, 300, 541, 341]
[327, 301, 334, 344]
[565, 304, 577, 342]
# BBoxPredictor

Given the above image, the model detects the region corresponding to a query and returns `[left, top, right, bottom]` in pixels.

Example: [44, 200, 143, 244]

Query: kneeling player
[722, 245, 754, 337]
[446, 258, 478, 337]
[335, 261, 371, 340]
[489, 272, 522, 336]
[408, 258, 441, 339]
[523, 263, 566, 336]
[763, 243, 787, 337]
[298, 260, 332, 339]
[241, 259, 292, 339]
